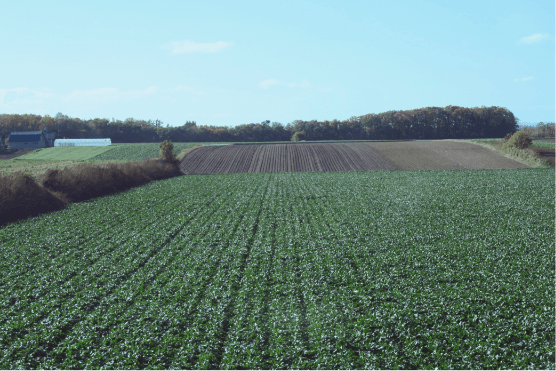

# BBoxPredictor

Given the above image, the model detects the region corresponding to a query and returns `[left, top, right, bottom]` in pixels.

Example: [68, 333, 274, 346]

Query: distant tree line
[518, 122, 555, 138]
[1, 106, 550, 143]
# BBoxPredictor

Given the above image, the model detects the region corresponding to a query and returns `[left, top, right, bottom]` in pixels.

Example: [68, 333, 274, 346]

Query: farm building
[54, 138, 112, 147]
[8, 131, 56, 149]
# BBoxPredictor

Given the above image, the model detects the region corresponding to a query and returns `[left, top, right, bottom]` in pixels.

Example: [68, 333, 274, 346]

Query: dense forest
[1, 106, 553, 144]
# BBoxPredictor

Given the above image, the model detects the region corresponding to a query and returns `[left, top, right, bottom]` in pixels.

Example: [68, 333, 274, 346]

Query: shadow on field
[0, 158, 182, 227]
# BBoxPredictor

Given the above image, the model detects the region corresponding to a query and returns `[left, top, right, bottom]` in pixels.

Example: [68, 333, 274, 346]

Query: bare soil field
[369, 141, 531, 170]
[178, 141, 532, 174]
[179, 143, 398, 174]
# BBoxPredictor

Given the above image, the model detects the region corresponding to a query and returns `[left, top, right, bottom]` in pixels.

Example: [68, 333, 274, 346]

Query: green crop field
[531, 141, 556, 148]
[0, 169, 554, 369]
[15, 146, 115, 161]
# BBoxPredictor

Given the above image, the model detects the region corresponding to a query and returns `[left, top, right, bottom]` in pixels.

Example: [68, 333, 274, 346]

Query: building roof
[9, 134, 44, 142]
[54, 138, 111, 146]
[10, 131, 45, 135]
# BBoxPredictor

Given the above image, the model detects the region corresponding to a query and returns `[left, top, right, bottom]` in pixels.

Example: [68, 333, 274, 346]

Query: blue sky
[1, 0, 554, 128]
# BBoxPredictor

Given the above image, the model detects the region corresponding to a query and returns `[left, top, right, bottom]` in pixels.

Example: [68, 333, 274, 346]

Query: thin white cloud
[259, 79, 312, 89]
[0, 87, 55, 105]
[64, 86, 158, 102]
[513, 76, 534, 82]
[65, 87, 119, 102]
[517, 33, 549, 44]
[164, 40, 233, 54]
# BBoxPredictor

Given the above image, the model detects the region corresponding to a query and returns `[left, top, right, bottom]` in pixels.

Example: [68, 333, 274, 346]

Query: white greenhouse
[54, 138, 112, 147]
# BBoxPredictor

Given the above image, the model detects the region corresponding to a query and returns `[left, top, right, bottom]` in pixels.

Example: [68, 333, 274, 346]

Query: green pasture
[15, 146, 115, 161]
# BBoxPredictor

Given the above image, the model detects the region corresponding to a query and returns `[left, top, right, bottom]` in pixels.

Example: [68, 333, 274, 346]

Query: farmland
[92, 142, 228, 162]
[179, 141, 533, 174]
[0, 142, 227, 178]
[15, 146, 114, 161]
[531, 141, 556, 148]
[0, 168, 554, 369]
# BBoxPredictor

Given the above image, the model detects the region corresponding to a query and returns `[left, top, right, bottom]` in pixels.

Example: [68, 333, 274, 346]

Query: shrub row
[504, 131, 533, 149]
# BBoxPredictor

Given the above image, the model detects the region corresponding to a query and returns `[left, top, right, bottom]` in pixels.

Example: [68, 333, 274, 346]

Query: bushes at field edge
[507, 131, 533, 149]
[0, 173, 68, 226]
[0, 158, 182, 226]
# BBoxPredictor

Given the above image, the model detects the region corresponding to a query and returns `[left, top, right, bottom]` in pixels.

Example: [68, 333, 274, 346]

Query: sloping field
[178, 141, 531, 174]
[0, 149, 37, 160]
[11, 142, 230, 163]
[179, 143, 397, 174]
[370, 140, 531, 170]
[91, 142, 228, 162]
[16, 146, 114, 161]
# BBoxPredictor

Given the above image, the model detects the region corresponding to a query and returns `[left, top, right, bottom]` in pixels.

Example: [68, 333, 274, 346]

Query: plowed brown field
[178, 141, 532, 174]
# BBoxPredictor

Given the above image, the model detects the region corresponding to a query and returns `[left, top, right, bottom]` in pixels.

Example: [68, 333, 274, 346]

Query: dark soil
[179, 143, 398, 174]
[178, 141, 532, 174]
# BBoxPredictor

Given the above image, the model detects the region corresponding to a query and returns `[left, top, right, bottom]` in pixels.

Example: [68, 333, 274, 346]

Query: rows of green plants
[91, 142, 228, 162]
[531, 141, 555, 148]
[0, 168, 554, 369]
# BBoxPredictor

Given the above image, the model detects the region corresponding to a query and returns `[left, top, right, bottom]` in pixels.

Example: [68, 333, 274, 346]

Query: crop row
[531, 141, 555, 148]
[0, 168, 554, 369]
